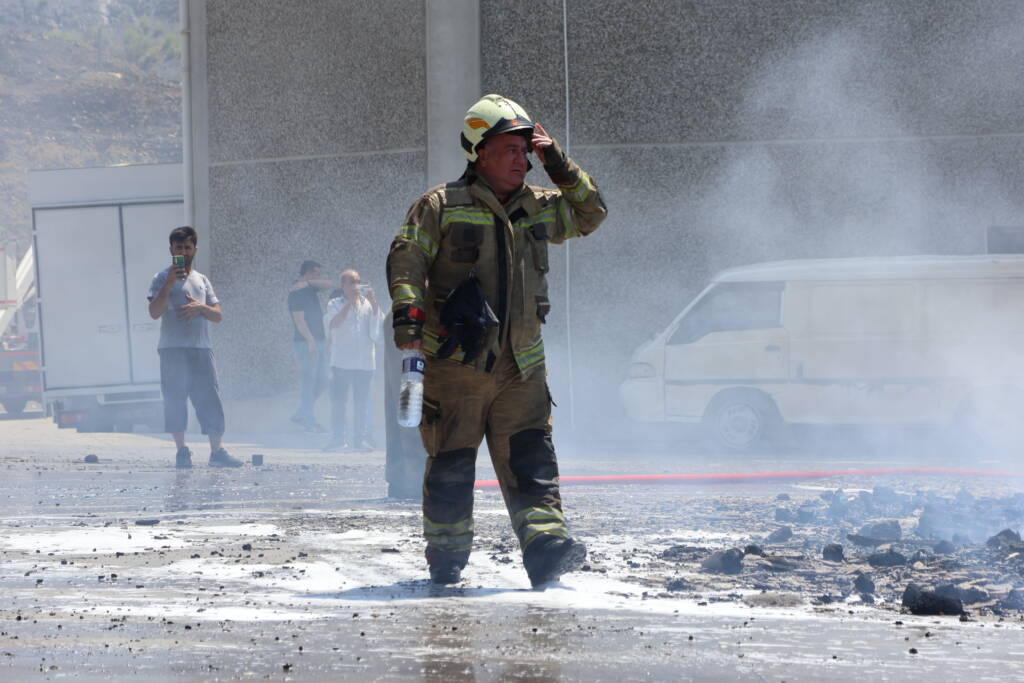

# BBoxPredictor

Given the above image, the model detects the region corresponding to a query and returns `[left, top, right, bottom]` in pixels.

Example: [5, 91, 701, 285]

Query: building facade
[187, 0, 1024, 434]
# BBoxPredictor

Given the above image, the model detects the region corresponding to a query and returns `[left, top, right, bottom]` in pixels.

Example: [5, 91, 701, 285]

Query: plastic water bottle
[397, 349, 425, 427]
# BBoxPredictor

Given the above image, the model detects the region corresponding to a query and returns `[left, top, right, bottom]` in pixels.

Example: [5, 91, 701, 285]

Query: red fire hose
[474, 467, 1024, 490]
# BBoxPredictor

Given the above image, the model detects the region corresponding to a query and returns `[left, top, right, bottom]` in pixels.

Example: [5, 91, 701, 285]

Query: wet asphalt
[2, 416, 1023, 681]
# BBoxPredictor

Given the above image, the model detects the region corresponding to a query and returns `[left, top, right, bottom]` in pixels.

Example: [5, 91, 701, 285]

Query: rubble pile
[650, 485, 1024, 617]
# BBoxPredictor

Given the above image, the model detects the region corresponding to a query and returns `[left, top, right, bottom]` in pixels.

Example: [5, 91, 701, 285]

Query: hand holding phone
[172, 254, 187, 280]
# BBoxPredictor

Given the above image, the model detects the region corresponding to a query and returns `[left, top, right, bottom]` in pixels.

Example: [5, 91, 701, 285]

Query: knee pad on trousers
[508, 429, 559, 496]
[424, 447, 476, 521]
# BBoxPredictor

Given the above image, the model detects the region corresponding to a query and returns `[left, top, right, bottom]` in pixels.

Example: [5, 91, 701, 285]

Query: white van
[620, 256, 1024, 450]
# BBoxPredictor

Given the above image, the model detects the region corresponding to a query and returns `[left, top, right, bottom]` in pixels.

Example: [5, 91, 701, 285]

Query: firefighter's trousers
[419, 349, 568, 568]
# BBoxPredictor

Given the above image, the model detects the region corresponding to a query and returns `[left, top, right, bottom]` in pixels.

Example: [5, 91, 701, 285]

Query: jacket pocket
[449, 223, 484, 263]
[421, 396, 441, 456]
[527, 224, 550, 273]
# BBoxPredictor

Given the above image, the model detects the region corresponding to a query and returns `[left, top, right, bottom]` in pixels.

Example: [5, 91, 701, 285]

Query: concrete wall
[198, 0, 1024, 434]
[480, 0, 1024, 433]
[201, 0, 428, 401]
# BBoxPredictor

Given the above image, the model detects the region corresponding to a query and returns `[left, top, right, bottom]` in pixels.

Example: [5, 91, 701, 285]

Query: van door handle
[764, 345, 781, 352]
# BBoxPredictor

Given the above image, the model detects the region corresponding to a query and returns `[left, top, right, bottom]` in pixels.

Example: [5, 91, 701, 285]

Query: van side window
[669, 282, 783, 345]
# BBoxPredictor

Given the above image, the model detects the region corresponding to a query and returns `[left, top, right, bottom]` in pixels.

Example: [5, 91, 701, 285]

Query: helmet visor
[482, 116, 534, 139]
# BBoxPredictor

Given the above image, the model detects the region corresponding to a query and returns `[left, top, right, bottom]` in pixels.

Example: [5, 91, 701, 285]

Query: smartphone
[172, 255, 186, 279]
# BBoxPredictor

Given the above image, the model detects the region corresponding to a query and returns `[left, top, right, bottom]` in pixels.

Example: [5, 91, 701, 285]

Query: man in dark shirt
[288, 260, 333, 431]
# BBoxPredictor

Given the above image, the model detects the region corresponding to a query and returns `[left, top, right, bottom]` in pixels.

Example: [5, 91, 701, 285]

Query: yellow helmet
[460, 94, 534, 163]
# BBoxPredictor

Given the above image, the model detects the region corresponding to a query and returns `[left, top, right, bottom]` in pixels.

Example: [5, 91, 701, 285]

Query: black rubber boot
[429, 564, 462, 585]
[524, 537, 587, 588]
[209, 448, 243, 468]
[175, 446, 193, 470]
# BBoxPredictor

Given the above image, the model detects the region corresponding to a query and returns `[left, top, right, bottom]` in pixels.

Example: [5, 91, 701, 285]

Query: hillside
[0, 0, 181, 256]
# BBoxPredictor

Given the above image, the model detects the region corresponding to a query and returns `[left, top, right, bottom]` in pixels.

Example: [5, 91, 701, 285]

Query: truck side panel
[35, 206, 132, 389]
[122, 203, 185, 383]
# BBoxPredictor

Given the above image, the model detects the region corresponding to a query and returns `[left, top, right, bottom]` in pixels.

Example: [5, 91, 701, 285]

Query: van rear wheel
[704, 390, 783, 452]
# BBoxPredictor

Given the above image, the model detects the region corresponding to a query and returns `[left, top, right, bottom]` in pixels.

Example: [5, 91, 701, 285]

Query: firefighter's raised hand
[531, 122, 553, 164]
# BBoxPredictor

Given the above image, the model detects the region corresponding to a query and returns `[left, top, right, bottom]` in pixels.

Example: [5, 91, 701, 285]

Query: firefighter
[386, 94, 607, 587]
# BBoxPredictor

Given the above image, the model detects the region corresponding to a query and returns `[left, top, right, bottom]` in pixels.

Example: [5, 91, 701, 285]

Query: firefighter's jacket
[387, 143, 607, 377]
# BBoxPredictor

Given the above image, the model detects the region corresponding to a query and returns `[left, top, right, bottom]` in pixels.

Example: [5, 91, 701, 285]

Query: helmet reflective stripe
[460, 94, 534, 162]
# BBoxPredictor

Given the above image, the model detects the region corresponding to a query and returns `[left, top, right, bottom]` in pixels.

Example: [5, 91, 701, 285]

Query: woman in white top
[322, 269, 384, 451]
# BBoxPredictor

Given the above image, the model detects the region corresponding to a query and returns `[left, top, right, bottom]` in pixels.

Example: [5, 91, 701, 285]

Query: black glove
[435, 274, 499, 363]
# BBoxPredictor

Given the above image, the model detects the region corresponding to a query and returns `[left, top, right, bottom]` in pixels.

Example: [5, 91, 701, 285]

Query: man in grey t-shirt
[147, 226, 242, 469]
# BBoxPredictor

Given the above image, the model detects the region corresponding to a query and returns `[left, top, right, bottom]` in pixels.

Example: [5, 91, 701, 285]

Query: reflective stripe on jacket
[387, 153, 607, 376]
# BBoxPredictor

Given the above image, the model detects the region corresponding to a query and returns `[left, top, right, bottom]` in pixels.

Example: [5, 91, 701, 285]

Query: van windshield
[669, 282, 783, 345]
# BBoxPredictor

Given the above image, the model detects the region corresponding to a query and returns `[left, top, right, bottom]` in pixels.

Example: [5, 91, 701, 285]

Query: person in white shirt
[323, 269, 384, 451]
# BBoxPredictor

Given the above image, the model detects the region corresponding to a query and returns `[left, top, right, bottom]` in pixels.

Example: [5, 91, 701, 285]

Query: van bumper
[619, 378, 664, 422]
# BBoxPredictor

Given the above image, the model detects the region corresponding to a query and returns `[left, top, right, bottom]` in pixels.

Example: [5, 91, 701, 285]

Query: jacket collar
[469, 172, 529, 217]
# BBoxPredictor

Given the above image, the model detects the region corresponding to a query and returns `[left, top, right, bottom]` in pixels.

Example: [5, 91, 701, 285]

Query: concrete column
[425, 0, 481, 187]
[184, 0, 211, 273]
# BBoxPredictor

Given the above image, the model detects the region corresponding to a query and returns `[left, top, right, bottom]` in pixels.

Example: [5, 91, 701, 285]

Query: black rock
[774, 508, 797, 523]
[909, 549, 932, 564]
[936, 583, 988, 605]
[999, 589, 1024, 610]
[846, 533, 889, 548]
[135, 519, 160, 526]
[859, 520, 902, 541]
[665, 578, 693, 592]
[932, 540, 956, 554]
[776, 493, 791, 501]
[242, 543, 252, 552]
[867, 549, 907, 568]
[860, 593, 875, 604]
[758, 556, 799, 572]
[766, 526, 794, 543]
[661, 545, 710, 562]
[902, 583, 965, 616]
[701, 548, 744, 575]
[986, 528, 1022, 550]
[854, 572, 875, 594]
[83, 454, 99, 464]
[822, 543, 845, 562]
[796, 506, 817, 523]
[743, 544, 765, 557]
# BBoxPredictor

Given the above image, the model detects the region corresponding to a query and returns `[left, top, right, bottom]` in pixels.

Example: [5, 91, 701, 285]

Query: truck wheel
[3, 399, 27, 415]
[704, 390, 783, 452]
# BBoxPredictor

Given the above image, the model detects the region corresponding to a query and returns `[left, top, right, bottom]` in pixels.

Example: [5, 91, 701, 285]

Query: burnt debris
[902, 583, 965, 616]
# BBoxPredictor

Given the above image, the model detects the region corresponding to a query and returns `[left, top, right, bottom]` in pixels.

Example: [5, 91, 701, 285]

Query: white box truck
[29, 164, 185, 431]
[620, 256, 1024, 451]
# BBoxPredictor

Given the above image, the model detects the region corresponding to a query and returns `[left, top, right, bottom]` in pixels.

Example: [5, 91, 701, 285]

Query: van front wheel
[704, 390, 783, 452]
